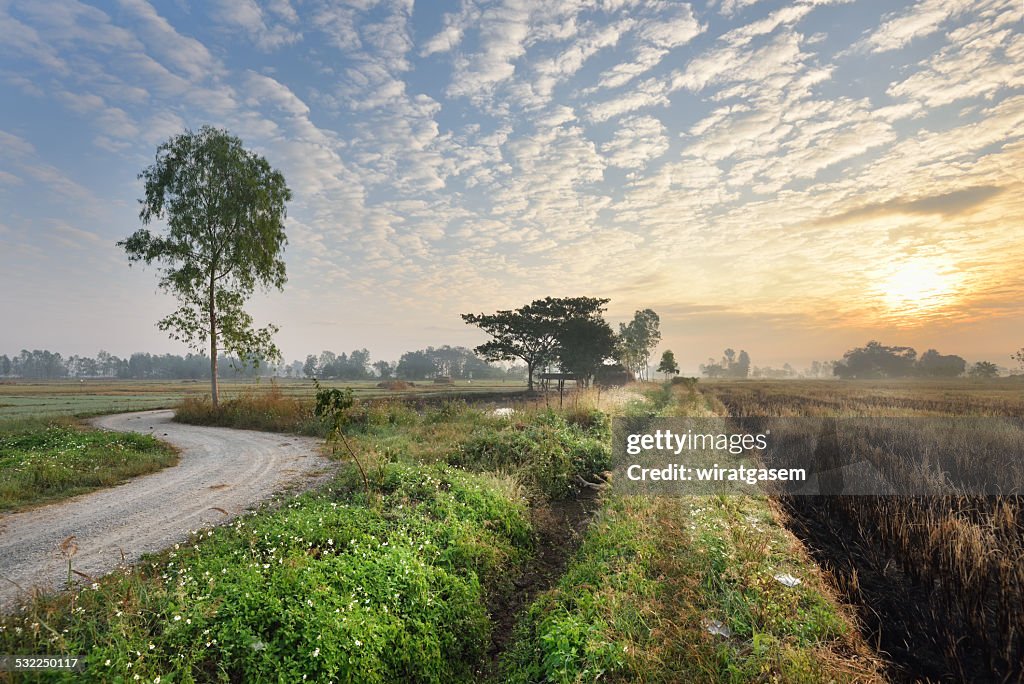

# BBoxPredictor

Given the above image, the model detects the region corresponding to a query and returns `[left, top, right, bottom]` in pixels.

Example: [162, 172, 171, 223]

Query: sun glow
[876, 258, 963, 320]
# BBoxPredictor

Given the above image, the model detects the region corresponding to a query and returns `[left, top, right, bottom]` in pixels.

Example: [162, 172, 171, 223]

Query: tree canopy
[833, 341, 967, 379]
[657, 350, 680, 378]
[462, 296, 611, 391]
[617, 309, 661, 381]
[119, 126, 291, 406]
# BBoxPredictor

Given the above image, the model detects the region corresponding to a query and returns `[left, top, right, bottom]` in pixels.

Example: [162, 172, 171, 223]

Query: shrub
[453, 411, 611, 499]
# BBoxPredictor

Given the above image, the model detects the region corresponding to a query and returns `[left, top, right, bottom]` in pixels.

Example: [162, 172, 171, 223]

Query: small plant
[313, 380, 374, 502]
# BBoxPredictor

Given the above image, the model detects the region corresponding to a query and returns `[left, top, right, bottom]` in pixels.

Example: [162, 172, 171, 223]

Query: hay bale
[377, 380, 413, 390]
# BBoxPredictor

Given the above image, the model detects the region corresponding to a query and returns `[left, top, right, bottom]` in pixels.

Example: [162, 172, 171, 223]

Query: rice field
[702, 377, 1024, 682]
[0, 378, 528, 420]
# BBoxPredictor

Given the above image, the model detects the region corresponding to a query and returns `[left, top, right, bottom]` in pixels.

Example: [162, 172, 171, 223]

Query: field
[0, 378, 528, 420]
[702, 378, 1024, 681]
[1, 377, 1021, 681]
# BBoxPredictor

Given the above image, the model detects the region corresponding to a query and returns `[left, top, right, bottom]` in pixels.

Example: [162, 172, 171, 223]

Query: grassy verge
[176, 389, 613, 501]
[501, 493, 880, 683]
[0, 462, 533, 682]
[0, 417, 178, 511]
[499, 383, 884, 683]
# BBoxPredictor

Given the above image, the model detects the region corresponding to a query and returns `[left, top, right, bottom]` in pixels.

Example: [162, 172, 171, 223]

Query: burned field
[705, 379, 1024, 682]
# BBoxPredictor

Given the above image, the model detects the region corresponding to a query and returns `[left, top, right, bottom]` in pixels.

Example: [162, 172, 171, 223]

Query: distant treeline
[831, 341, 999, 379]
[0, 349, 273, 380]
[0, 347, 524, 382]
[698, 341, 1004, 380]
[298, 346, 523, 381]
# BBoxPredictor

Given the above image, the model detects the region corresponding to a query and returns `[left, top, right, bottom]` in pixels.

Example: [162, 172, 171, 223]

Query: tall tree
[657, 350, 680, 379]
[303, 355, 318, 378]
[119, 126, 291, 407]
[617, 309, 661, 381]
[732, 350, 751, 378]
[372, 360, 393, 379]
[463, 296, 610, 391]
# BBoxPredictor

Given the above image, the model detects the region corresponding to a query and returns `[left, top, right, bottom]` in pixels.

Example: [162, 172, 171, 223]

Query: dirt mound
[377, 380, 413, 390]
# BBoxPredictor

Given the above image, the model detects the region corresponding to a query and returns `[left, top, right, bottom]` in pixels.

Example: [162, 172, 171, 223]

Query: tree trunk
[209, 275, 219, 408]
[526, 359, 534, 392]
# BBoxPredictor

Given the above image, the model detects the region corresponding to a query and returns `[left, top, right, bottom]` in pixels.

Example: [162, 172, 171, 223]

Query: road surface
[0, 410, 330, 611]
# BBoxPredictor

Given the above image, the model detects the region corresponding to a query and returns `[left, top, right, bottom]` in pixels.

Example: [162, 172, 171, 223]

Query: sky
[1, 0, 1022, 374]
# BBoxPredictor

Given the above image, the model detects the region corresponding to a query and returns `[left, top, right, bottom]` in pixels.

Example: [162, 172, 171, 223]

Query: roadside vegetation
[499, 383, 881, 683]
[0, 417, 177, 511]
[23, 379, 1013, 681]
[0, 396, 609, 681]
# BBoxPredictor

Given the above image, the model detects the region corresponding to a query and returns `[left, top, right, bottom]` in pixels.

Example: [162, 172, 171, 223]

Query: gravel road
[0, 410, 331, 611]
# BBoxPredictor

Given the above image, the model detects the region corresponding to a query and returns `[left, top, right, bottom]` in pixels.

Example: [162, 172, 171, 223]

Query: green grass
[0, 417, 179, 511]
[0, 462, 533, 683]
[500, 494, 877, 683]
[174, 389, 612, 500]
[453, 410, 611, 499]
[0, 384, 885, 682]
[498, 383, 883, 683]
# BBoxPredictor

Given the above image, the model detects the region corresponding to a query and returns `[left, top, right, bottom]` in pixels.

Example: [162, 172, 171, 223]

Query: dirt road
[0, 410, 330, 611]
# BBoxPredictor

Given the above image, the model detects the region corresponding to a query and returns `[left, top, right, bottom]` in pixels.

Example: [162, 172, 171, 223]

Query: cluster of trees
[617, 309, 661, 381]
[832, 341, 993, 379]
[833, 342, 952, 379]
[0, 346, 520, 383]
[462, 297, 661, 390]
[301, 350, 373, 380]
[752, 364, 797, 379]
[391, 346, 517, 381]
[699, 348, 752, 378]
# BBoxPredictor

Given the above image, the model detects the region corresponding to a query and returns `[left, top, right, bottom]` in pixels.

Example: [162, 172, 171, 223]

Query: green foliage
[0, 419, 177, 511]
[453, 410, 611, 499]
[616, 309, 661, 381]
[556, 317, 617, 386]
[314, 381, 373, 499]
[657, 349, 680, 378]
[0, 463, 532, 683]
[462, 296, 611, 391]
[120, 126, 291, 405]
[501, 497, 659, 683]
[969, 360, 1000, 378]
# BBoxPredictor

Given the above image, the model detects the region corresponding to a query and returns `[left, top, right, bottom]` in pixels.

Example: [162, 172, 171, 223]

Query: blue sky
[1, 0, 1022, 372]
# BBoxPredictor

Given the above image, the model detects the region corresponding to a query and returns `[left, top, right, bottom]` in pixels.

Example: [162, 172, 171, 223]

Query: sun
[876, 258, 962, 320]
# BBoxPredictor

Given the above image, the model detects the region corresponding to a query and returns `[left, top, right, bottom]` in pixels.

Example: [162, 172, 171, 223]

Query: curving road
[0, 410, 331, 611]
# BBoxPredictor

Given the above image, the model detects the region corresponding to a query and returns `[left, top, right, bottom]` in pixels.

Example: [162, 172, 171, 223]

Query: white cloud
[594, 45, 668, 90]
[636, 4, 702, 49]
[116, 0, 221, 80]
[212, 0, 301, 50]
[858, 0, 975, 53]
[421, 1, 478, 56]
[886, 6, 1023, 107]
[588, 78, 669, 122]
[447, 0, 532, 100]
[600, 115, 669, 169]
